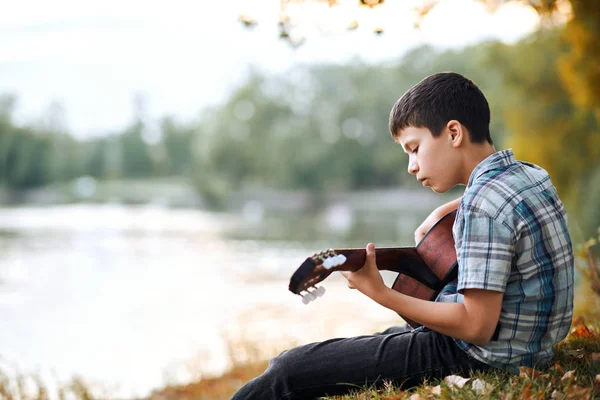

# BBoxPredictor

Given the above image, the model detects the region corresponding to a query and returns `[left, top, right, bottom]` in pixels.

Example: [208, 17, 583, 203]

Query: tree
[484, 29, 598, 204]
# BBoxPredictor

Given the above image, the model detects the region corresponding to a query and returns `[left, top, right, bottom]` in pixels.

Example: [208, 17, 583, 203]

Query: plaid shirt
[437, 149, 574, 373]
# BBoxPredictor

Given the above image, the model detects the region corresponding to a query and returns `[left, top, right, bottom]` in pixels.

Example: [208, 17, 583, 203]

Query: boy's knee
[265, 347, 311, 387]
[232, 351, 294, 400]
[267, 349, 292, 377]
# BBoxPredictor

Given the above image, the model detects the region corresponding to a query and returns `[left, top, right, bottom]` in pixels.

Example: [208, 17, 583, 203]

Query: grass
[2, 325, 598, 400]
[142, 319, 600, 400]
[319, 320, 600, 400]
[0, 370, 97, 400]
[146, 361, 269, 400]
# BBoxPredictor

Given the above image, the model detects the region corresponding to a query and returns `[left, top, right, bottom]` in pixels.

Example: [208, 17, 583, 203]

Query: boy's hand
[415, 197, 462, 245]
[340, 243, 386, 299]
[414, 211, 443, 245]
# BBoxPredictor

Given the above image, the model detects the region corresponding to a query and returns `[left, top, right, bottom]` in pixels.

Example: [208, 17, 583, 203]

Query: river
[0, 198, 446, 398]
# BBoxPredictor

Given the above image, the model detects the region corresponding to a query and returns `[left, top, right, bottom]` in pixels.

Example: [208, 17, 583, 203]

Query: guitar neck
[332, 247, 423, 274]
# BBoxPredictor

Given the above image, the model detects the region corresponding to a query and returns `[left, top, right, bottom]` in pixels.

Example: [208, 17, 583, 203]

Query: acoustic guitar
[288, 210, 458, 328]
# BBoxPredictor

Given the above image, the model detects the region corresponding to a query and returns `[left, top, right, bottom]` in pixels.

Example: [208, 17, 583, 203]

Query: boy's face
[395, 126, 463, 193]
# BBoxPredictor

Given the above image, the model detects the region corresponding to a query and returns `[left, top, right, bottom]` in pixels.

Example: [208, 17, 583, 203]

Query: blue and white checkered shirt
[437, 149, 574, 373]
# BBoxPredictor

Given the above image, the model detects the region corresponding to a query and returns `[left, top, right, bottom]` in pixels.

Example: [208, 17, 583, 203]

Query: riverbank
[1, 318, 597, 400]
[147, 317, 600, 400]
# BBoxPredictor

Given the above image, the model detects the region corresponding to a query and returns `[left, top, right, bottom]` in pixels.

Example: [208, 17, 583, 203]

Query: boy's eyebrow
[401, 139, 414, 153]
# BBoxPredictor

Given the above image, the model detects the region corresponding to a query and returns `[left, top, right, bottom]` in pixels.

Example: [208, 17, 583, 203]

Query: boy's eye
[412, 146, 419, 154]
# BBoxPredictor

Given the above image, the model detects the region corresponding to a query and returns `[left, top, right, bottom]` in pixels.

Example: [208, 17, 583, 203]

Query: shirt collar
[466, 148, 516, 188]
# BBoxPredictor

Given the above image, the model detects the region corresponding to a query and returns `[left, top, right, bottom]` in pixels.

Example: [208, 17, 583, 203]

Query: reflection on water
[0, 202, 440, 398]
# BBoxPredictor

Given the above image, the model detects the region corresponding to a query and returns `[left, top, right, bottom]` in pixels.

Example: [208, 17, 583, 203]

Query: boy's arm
[415, 197, 462, 245]
[376, 286, 502, 345]
[341, 243, 502, 346]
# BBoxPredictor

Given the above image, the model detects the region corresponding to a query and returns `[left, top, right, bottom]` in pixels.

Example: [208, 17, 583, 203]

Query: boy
[232, 72, 574, 399]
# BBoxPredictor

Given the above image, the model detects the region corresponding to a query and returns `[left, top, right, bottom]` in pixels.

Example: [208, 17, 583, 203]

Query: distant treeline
[0, 44, 509, 195]
[1, 28, 599, 235]
[0, 112, 195, 189]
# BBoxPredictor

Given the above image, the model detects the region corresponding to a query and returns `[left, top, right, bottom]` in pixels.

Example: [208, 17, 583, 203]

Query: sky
[0, 0, 540, 138]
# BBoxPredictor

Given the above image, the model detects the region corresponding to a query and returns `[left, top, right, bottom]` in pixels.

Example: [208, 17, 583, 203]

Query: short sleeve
[457, 210, 515, 293]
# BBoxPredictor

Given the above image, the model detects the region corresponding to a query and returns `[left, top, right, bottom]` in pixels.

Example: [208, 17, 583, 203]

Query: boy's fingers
[414, 232, 425, 245]
[338, 270, 355, 289]
[365, 243, 376, 265]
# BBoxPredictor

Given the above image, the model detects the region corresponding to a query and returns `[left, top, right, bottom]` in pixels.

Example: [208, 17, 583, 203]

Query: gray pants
[231, 325, 492, 399]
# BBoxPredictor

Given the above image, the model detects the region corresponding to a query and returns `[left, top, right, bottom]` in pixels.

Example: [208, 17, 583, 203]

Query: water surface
[0, 200, 442, 397]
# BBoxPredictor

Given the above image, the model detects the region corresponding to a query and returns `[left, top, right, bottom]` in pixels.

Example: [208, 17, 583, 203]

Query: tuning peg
[302, 292, 316, 304]
[322, 257, 334, 269]
[334, 254, 347, 266]
[315, 286, 326, 297]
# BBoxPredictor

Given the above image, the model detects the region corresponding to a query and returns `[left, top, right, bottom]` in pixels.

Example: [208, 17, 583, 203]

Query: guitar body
[390, 211, 457, 327]
[288, 211, 458, 328]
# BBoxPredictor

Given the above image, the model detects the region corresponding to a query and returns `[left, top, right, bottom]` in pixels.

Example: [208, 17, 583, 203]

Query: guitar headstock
[288, 249, 347, 304]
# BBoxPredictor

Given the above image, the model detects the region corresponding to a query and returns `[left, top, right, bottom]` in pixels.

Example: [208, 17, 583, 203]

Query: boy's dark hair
[389, 72, 493, 144]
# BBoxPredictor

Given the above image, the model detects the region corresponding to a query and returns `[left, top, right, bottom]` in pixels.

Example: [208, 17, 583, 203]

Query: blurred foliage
[252, 0, 573, 46]
[0, 43, 509, 203]
[557, 0, 600, 112]
[477, 0, 600, 237]
[0, 101, 195, 189]
[190, 45, 508, 207]
[485, 29, 599, 207]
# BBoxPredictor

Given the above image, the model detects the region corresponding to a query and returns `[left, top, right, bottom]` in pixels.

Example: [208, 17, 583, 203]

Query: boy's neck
[461, 143, 497, 185]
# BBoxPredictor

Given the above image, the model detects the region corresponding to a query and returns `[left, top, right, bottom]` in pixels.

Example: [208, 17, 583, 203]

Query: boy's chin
[430, 181, 462, 193]
[429, 183, 451, 194]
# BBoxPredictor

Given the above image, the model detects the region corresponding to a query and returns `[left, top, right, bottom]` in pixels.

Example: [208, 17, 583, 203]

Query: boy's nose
[408, 160, 418, 175]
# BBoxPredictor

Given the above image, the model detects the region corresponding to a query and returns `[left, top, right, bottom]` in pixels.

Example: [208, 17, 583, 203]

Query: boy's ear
[446, 120, 464, 148]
